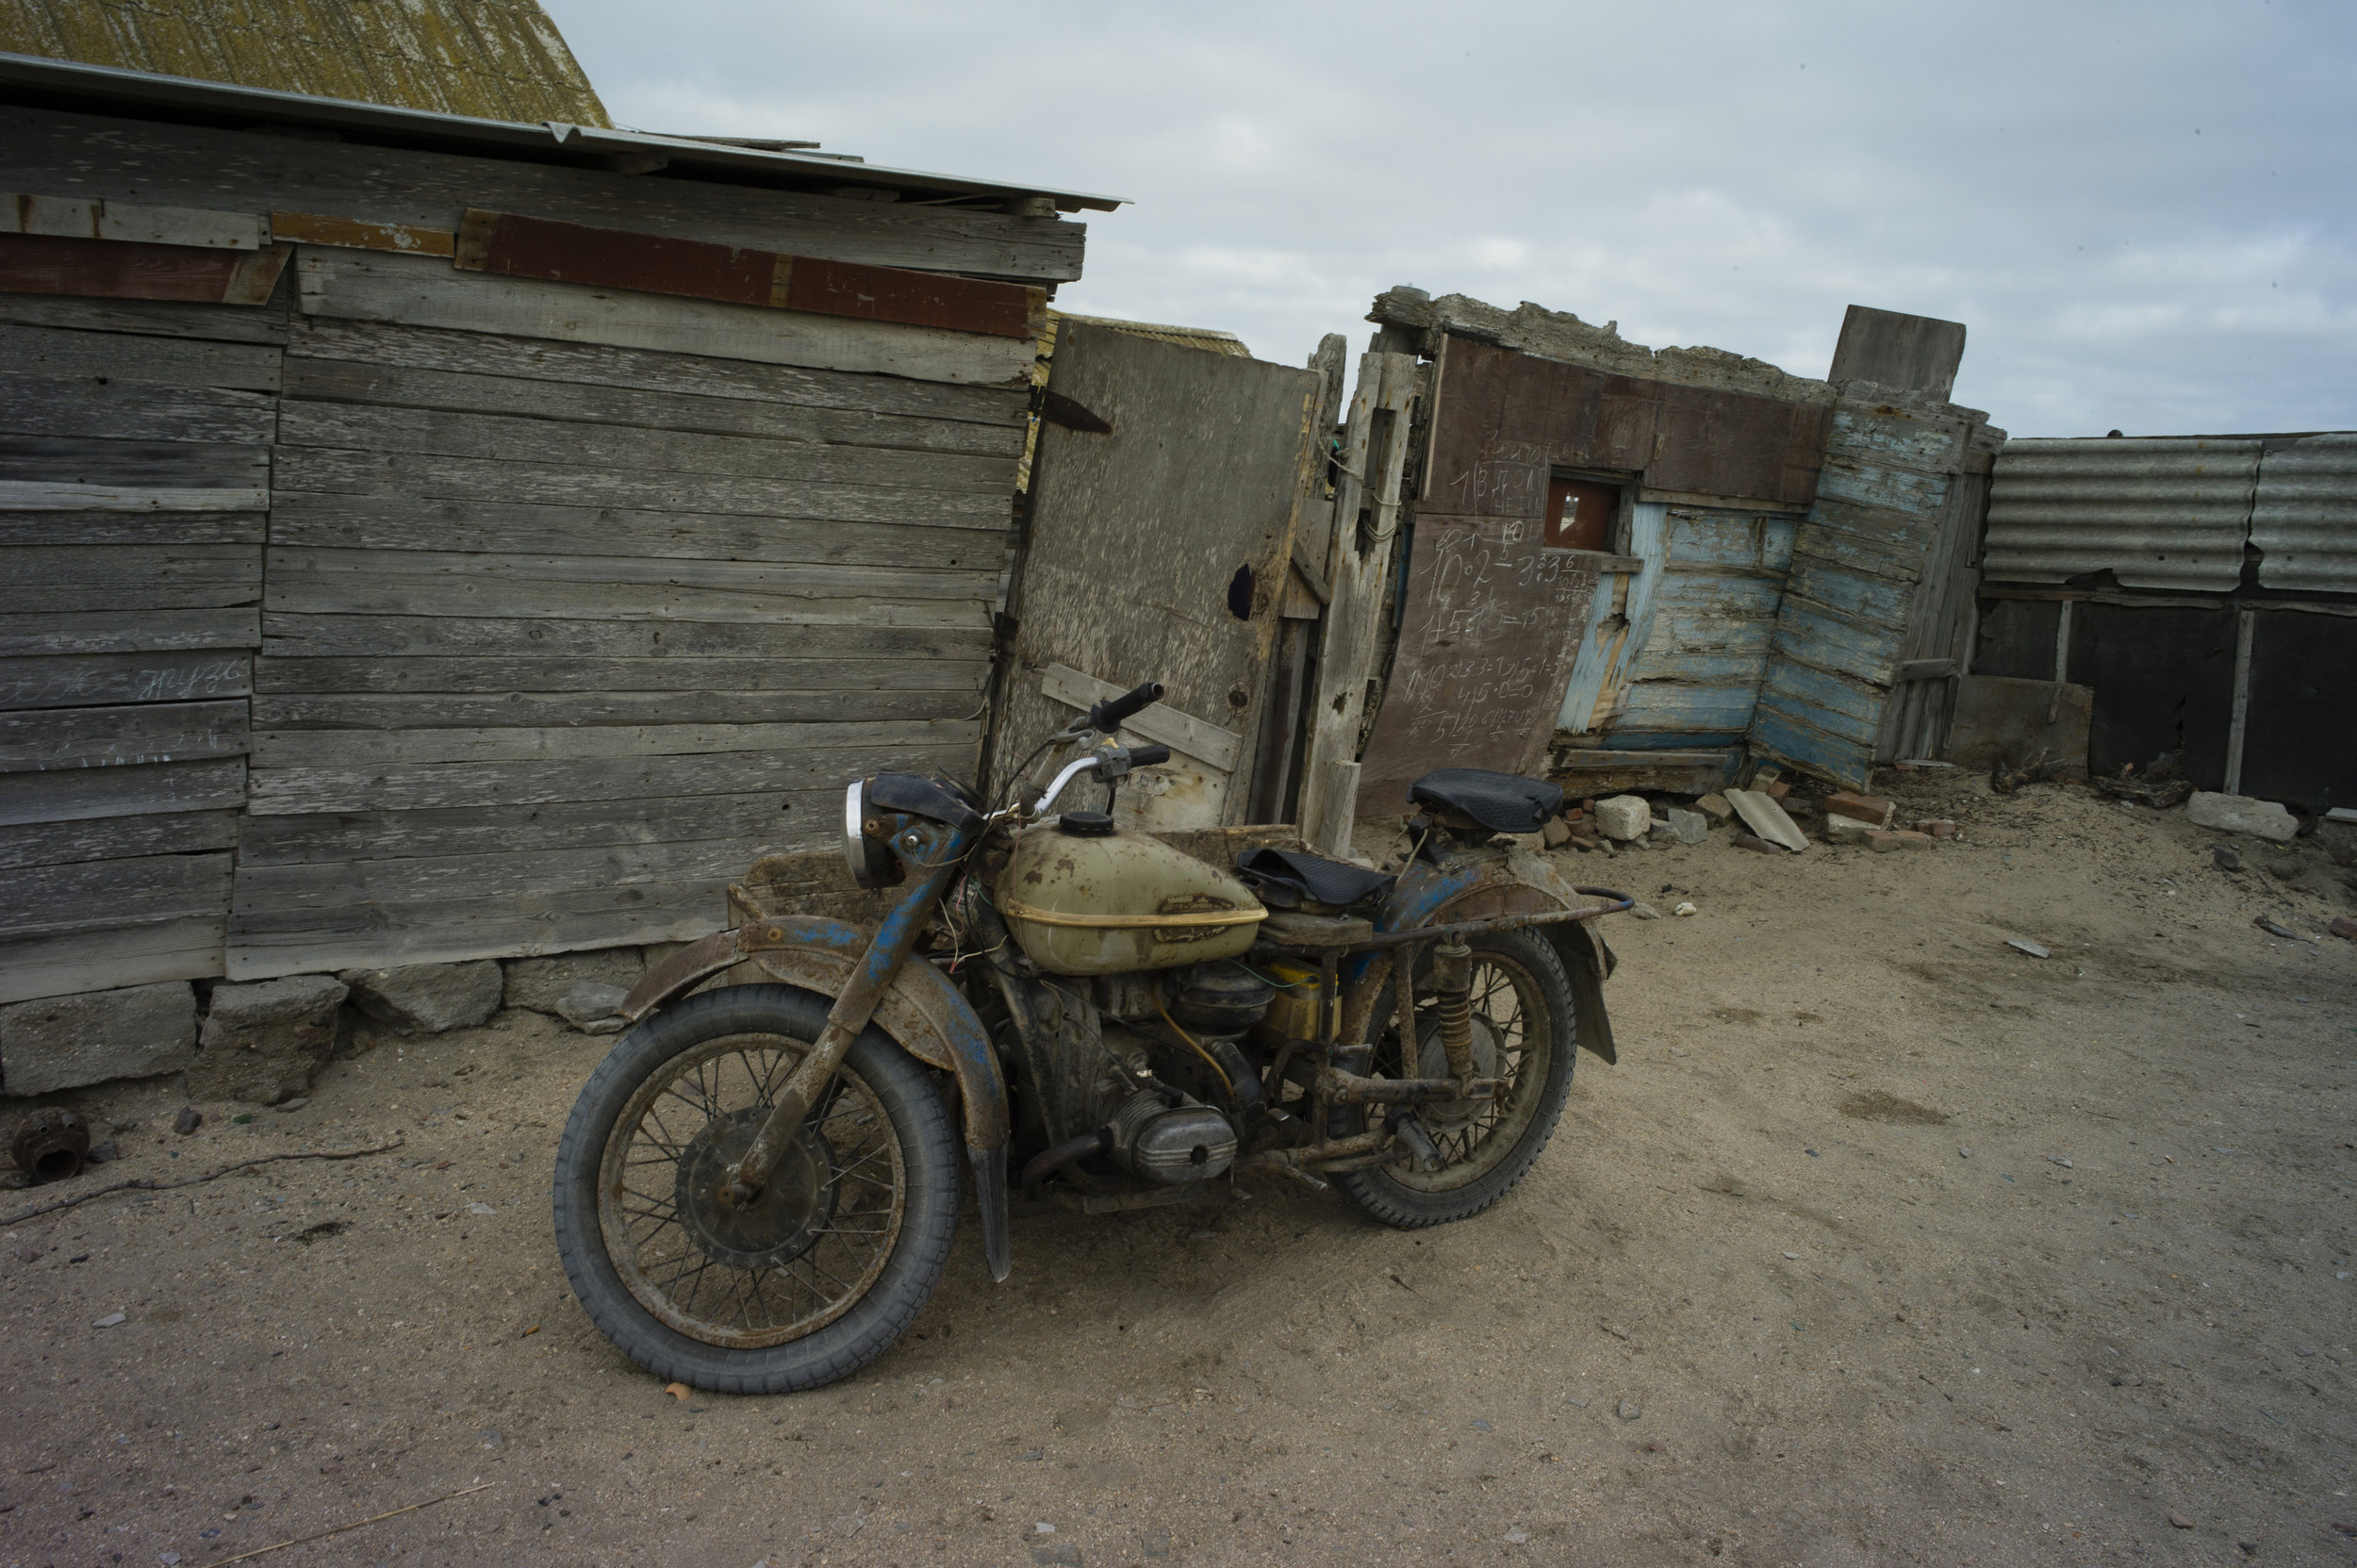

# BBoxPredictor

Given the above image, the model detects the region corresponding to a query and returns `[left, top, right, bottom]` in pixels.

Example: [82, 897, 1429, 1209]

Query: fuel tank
[993, 816, 1265, 976]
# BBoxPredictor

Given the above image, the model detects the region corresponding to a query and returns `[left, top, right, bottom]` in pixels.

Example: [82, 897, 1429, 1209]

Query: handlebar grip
[1087, 680, 1164, 733]
[1127, 743, 1172, 767]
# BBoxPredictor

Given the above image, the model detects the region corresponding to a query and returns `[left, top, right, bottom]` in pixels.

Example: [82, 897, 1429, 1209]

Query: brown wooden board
[0, 233, 290, 305]
[1420, 335, 1826, 513]
[985, 322, 1321, 827]
[1353, 516, 1603, 818]
[455, 209, 1043, 338]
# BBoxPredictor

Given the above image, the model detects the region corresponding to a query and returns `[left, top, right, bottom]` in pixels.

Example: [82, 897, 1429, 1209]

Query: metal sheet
[1984, 437, 2260, 591]
[2250, 433, 2357, 594]
[0, 51, 1128, 212]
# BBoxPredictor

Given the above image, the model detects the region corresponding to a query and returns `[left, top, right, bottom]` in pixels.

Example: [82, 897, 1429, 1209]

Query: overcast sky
[545, 0, 2355, 438]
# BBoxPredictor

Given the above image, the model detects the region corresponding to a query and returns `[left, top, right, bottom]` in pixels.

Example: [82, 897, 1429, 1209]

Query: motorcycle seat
[1408, 767, 1565, 835]
[1234, 846, 1396, 913]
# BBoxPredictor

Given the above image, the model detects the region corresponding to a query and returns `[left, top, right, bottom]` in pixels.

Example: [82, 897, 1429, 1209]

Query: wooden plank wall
[1607, 506, 1801, 747]
[0, 291, 282, 1002]
[0, 103, 1068, 994]
[230, 280, 1027, 978]
[1749, 399, 1983, 788]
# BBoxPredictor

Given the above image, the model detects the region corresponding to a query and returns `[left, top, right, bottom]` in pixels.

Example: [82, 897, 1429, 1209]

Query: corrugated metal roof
[2250, 433, 2357, 594]
[1985, 437, 2260, 590]
[1, 0, 609, 125]
[0, 50, 1129, 212]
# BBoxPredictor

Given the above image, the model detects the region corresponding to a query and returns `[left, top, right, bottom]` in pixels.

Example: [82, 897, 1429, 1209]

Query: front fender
[620, 919, 1012, 1154]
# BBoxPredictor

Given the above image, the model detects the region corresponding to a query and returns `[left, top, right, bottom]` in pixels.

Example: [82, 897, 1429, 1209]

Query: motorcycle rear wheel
[552, 983, 961, 1394]
[1334, 930, 1576, 1229]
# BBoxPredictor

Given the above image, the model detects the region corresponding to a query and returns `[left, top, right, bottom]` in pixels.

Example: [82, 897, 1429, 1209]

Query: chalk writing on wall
[1354, 515, 1602, 817]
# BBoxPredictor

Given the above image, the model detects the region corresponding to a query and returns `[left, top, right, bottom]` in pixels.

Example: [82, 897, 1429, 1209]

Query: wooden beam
[0, 233, 289, 305]
[1037, 662, 1243, 772]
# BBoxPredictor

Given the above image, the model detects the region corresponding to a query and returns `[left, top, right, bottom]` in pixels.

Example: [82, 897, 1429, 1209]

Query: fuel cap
[1055, 811, 1116, 837]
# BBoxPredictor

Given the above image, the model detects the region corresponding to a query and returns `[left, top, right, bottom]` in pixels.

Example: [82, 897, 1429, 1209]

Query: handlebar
[1086, 680, 1164, 734]
[1126, 743, 1172, 767]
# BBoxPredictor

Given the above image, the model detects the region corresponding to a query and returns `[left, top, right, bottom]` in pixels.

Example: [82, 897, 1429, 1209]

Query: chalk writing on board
[1355, 516, 1604, 811]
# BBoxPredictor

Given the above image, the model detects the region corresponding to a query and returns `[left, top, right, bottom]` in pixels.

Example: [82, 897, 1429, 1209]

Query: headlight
[841, 778, 903, 890]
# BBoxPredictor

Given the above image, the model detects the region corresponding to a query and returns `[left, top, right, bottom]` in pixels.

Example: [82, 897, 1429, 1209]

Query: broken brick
[1866, 829, 1934, 852]
[1824, 790, 1896, 828]
[1911, 818, 1959, 839]
[2332, 916, 2357, 942]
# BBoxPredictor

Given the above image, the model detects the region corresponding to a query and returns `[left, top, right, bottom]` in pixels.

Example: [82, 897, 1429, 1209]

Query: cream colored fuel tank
[993, 819, 1265, 976]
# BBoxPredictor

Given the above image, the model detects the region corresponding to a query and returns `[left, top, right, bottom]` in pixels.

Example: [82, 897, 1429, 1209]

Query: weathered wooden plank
[252, 686, 977, 731]
[1758, 658, 1885, 739]
[1038, 662, 1243, 772]
[0, 107, 1084, 283]
[1814, 459, 1951, 523]
[0, 509, 266, 547]
[270, 447, 1009, 530]
[1783, 556, 1914, 625]
[0, 481, 270, 513]
[0, 699, 250, 773]
[261, 549, 997, 624]
[1542, 745, 1735, 796]
[299, 251, 1036, 387]
[285, 317, 1029, 426]
[251, 653, 987, 696]
[271, 210, 453, 256]
[234, 834, 781, 913]
[223, 880, 722, 979]
[7, 193, 267, 251]
[1765, 598, 1903, 687]
[1, 850, 234, 940]
[0, 233, 289, 305]
[0, 435, 270, 490]
[1614, 682, 1762, 731]
[252, 716, 977, 769]
[454, 208, 1044, 338]
[246, 739, 972, 816]
[0, 291, 289, 345]
[262, 493, 1010, 569]
[0, 649, 252, 711]
[0, 809, 238, 868]
[239, 791, 814, 867]
[0, 756, 246, 825]
[0, 916, 225, 1003]
[0, 608, 260, 657]
[1747, 702, 1874, 791]
[280, 357, 1028, 459]
[274, 400, 1017, 493]
[257, 613, 987, 662]
[0, 545, 261, 614]
[0, 371, 278, 444]
[0, 323, 283, 390]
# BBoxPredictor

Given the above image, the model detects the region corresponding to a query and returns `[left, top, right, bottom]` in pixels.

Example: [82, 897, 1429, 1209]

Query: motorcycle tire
[1333, 929, 1577, 1230]
[552, 983, 961, 1394]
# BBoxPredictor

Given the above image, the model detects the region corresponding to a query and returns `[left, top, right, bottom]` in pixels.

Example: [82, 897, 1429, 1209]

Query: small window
[1544, 476, 1621, 553]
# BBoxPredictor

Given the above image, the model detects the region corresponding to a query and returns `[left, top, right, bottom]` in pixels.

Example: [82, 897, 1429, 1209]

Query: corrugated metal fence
[1986, 432, 2357, 593]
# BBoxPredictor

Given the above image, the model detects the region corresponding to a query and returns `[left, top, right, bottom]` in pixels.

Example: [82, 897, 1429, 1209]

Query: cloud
[545, 0, 2357, 437]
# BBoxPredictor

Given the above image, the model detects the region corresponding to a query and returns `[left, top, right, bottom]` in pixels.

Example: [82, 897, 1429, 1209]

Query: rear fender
[1397, 849, 1618, 1066]
[620, 919, 1012, 1154]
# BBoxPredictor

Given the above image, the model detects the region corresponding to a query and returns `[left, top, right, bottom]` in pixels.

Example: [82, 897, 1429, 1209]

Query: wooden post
[2224, 606, 2256, 796]
[1313, 760, 1361, 858]
[1296, 349, 1418, 849]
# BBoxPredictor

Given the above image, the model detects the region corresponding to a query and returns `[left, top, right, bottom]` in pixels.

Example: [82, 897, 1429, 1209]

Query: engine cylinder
[1107, 1088, 1237, 1183]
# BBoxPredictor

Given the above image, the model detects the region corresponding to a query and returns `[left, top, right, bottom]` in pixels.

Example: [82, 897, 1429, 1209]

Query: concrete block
[188, 974, 348, 1104]
[556, 982, 630, 1031]
[1594, 795, 1652, 842]
[1666, 807, 1708, 845]
[1824, 790, 1896, 828]
[2184, 791, 2298, 843]
[504, 949, 645, 1015]
[1824, 815, 1875, 845]
[0, 982, 198, 1097]
[337, 960, 503, 1035]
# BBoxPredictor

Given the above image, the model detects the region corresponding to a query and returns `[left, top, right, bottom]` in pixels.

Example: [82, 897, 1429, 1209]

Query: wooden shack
[0, 52, 1118, 1030]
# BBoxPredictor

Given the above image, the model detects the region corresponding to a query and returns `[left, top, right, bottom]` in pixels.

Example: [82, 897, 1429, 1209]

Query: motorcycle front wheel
[552, 983, 961, 1394]
[1334, 929, 1577, 1229]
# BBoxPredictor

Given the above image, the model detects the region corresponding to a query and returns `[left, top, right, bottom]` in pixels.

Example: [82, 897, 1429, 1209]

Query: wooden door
[986, 322, 1323, 828]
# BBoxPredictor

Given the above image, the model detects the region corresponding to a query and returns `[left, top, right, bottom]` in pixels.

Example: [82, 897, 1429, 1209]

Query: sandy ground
[4, 770, 2355, 1568]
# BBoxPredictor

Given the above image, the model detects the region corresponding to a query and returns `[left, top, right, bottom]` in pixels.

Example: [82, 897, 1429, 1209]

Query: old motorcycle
[552, 680, 1632, 1393]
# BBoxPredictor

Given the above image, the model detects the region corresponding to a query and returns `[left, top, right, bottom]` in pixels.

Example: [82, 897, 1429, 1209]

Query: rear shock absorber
[1430, 937, 1475, 1080]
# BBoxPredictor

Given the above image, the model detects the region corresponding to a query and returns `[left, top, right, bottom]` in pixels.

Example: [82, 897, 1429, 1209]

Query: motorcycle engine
[1106, 1086, 1237, 1182]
